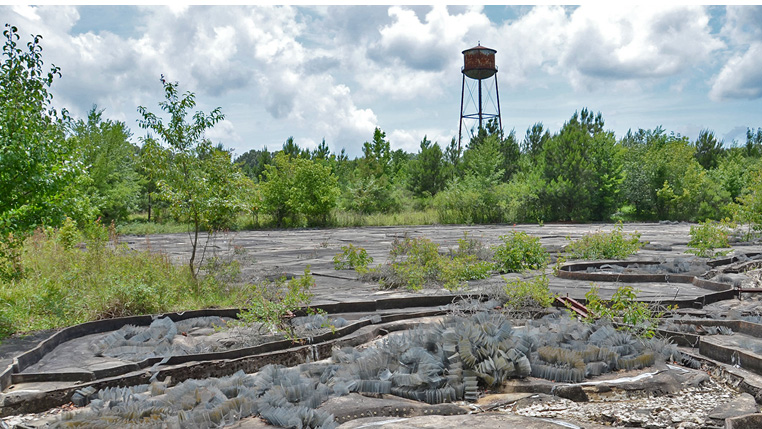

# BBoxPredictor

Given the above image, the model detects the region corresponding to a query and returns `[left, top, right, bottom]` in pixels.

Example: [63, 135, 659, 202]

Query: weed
[566, 222, 641, 260]
[0, 221, 247, 340]
[57, 217, 80, 249]
[0, 233, 23, 282]
[687, 219, 731, 258]
[503, 274, 555, 311]
[493, 231, 548, 273]
[582, 285, 665, 338]
[438, 254, 493, 291]
[235, 267, 316, 341]
[332, 244, 374, 273]
[370, 235, 494, 291]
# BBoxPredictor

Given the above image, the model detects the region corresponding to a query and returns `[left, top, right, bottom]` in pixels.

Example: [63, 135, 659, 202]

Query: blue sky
[3, 4, 762, 158]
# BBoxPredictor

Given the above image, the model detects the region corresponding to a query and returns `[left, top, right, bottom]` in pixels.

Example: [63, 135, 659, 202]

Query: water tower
[458, 43, 502, 152]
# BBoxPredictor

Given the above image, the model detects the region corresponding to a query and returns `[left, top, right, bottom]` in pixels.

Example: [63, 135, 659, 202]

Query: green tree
[69, 106, 141, 222]
[0, 24, 84, 232]
[360, 128, 392, 178]
[541, 109, 621, 221]
[236, 147, 272, 182]
[694, 129, 724, 170]
[137, 77, 246, 279]
[281, 136, 309, 159]
[261, 152, 339, 226]
[464, 118, 519, 182]
[746, 127, 762, 158]
[312, 138, 331, 161]
[408, 136, 445, 197]
[348, 128, 400, 214]
[522, 122, 550, 160]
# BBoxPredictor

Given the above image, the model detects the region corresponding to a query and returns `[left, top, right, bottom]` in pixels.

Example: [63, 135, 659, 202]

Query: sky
[2, 4, 762, 158]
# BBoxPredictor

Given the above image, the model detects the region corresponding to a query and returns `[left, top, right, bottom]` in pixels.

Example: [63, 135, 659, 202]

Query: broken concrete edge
[551, 287, 735, 311]
[558, 261, 695, 284]
[653, 319, 762, 349]
[558, 259, 724, 286]
[680, 348, 762, 402]
[0, 317, 437, 416]
[700, 336, 762, 377]
[707, 253, 762, 268]
[726, 413, 762, 429]
[0, 294, 481, 392]
[7, 307, 453, 387]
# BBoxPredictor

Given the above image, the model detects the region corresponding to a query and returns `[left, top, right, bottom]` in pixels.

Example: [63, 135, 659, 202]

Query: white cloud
[558, 5, 723, 90]
[710, 42, 762, 101]
[205, 119, 241, 145]
[709, 6, 762, 101]
[388, 128, 454, 154]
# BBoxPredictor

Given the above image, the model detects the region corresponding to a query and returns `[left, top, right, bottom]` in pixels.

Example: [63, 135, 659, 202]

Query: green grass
[0, 226, 249, 339]
[116, 213, 190, 235]
[565, 222, 641, 260]
[328, 208, 439, 228]
[117, 208, 442, 235]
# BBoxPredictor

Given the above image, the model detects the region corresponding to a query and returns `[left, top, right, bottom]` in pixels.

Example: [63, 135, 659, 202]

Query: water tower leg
[458, 74, 465, 154]
[478, 78, 483, 131]
[495, 74, 502, 133]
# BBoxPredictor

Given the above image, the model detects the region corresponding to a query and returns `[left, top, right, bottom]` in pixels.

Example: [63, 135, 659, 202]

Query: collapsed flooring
[3, 223, 762, 428]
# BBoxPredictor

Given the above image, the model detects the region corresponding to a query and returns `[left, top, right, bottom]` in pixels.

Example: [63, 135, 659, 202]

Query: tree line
[4, 24, 762, 239]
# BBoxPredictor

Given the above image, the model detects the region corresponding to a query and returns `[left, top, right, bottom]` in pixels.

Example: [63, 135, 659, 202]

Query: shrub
[493, 231, 548, 273]
[583, 286, 664, 338]
[372, 235, 495, 291]
[566, 222, 641, 260]
[236, 267, 316, 340]
[261, 152, 340, 227]
[438, 254, 493, 291]
[687, 219, 731, 258]
[333, 244, 373, 273]
[384, 236, 440, 290]
[503, 274, 555, 311]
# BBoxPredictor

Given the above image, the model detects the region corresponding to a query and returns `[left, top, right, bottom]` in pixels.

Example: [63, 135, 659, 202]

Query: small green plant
[57, 217, 81, 249]
[371, 235, 495, 291]
[333, 243, 373, 273]
[236, 267, 316, 341]
[439, 254, 493, 291]
[387, 236, 440, 290]
[0, 233, 23, 282]
[583, 285, 664, 338]
[552, 255, 567, 276]
[493, 231, 548, 273]
[503, 274, 555, 311]
[566, 222, 641, 260]
[687, 219, 731, 258]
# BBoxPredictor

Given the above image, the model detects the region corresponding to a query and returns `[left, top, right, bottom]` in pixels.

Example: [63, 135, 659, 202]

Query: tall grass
[329, 208, 439, 228]
[117, 208, 443, 235]
[0, 225, 248, 339]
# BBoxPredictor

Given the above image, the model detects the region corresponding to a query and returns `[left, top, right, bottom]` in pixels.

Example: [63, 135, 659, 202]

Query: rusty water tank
[462, 44, 497, 80]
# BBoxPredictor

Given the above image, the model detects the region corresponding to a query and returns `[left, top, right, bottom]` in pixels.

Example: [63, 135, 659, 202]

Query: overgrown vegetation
[369, 235, 494, 291]
[4, 23, 762, 239]
[566, 223, 642, 260]
[583, 286, 665, 338]
[345, 232, 553, 292]
[687, 219, 731, 258]
[235, 268, 317, 341]
[333, 244, 373, 273]
[493, 231, 549, 272]
[0, 222, 228, 338]
[503, 274, 555, 312]
[0, 220, 320, 341]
